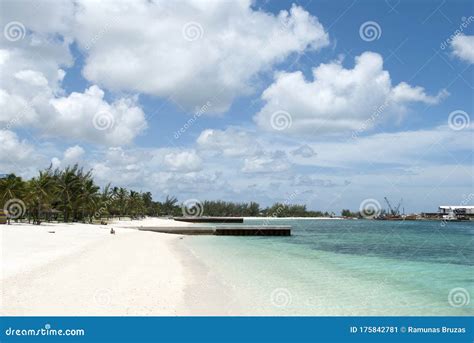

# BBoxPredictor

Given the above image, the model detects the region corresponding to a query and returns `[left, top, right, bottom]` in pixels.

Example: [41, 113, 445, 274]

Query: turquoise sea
[183, 219, 473, 315]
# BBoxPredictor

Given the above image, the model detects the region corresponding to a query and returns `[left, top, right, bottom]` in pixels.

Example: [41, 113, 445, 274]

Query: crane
[384, 197, 403, 216]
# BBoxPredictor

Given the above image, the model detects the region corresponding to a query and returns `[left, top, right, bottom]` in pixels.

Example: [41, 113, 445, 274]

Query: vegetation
[341, 209, 361, 218]
[0, 165, 151, 224]
[0, 164, 348, 224]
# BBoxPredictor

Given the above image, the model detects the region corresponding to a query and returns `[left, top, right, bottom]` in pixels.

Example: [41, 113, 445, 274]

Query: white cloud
[0, 0, 74, 37]
[254, 52, 447, 135]
[0, 129, 48, 178]
[63, 145, 85, 162]
[163, 150, 202, 172]
[242, 150, 290, 173]
[197, 128, 261, 157]
[74, 1, 329, 112]
[0, 11, 147, 146]
[0, 129, 34, 164]
[51, 145, 85, 168]
[451, 34, 474, 63]
[49, 85, 147, 145]
[291, 144, 316, 158]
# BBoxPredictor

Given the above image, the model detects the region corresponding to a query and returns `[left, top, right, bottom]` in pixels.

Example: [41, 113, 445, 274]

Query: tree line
[0, 164, 357, 224]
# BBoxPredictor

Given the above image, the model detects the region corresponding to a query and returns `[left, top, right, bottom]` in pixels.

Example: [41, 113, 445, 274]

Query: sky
[0, 0, 473, 213]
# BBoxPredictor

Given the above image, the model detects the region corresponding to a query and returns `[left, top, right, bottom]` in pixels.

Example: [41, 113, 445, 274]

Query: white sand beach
[0, 218, 236, 316]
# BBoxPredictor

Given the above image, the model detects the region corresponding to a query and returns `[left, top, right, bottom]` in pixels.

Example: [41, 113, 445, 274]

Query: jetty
[138, 225, 291, 236]
[173, 217, 244, 223]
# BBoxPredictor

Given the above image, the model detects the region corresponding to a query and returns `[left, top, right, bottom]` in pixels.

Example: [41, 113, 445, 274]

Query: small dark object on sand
[48, 231, 55, 234]
[110, 228, 115, 235]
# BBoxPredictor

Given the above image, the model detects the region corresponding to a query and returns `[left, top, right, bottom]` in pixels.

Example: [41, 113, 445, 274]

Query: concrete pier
[173, 217, 244, 223]
[138, 225, 291, 236]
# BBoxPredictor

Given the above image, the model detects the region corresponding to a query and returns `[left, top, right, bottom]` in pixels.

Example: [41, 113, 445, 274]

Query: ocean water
[183, 219, 474, 315]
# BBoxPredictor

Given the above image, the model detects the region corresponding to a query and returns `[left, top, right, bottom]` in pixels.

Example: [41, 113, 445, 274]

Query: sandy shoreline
[0, 218, 234, 316]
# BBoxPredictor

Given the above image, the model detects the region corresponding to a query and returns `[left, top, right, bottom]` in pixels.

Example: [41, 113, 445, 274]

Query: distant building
[439, 206, 474, 220]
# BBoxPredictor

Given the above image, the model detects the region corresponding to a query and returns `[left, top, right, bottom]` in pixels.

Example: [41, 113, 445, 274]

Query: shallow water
[184, 219, 474, 315]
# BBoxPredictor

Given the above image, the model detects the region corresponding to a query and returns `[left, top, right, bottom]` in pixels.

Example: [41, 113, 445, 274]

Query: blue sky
[1, 0, 473, 213]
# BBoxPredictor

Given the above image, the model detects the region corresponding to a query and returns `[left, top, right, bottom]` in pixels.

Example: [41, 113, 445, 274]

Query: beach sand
[0, 218, 237, 316]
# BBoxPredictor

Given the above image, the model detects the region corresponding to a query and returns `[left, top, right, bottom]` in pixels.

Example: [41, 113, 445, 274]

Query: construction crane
[384, 197, 403, 216]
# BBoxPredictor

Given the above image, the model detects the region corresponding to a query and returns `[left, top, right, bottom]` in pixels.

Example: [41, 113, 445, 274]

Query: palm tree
[79, 178, 100, 223]
[26, 170, 55, 224]
[129, 191, 145, 219]
[54, 165, 82, 222]
[162, 195, 178, 215]
[0, 174, 26, 223]
[98, 183, 113, 220]
[116, 187, 129, 219]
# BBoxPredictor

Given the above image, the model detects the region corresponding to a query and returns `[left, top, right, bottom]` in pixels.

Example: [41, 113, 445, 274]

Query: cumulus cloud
[0, 129, 49, 178]
[197, 128, 262, 157]
[50, 86, 147, 145]
[0, 129, 34, 164]
[51, 145, 85, 168]
[0, 1, 149, 146]
[254, 52, 448, 135]
[163, 150, 202, 172]
[451, 34, 474, 63]
[74, 0, 329, 112]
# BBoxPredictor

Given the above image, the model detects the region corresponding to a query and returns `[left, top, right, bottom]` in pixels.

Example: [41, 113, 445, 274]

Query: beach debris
[48, 231, 55, 234]
[110, 228, 116, 235]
